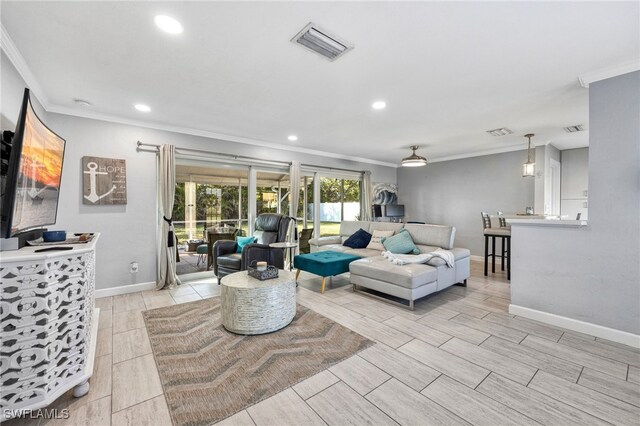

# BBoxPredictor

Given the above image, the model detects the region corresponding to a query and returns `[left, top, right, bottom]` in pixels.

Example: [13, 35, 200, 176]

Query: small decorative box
[248, 262, 279, 280]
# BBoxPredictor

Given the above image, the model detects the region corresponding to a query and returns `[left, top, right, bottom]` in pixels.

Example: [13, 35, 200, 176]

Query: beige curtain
[156, 144, 179, 290]
[361, 170, 373, 221]
[287, 161, 301, 265]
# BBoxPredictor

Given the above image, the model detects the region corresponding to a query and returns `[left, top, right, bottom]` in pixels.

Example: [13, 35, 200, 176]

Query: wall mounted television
[0, 88, 66, 239]
[385, 204, 405, 217]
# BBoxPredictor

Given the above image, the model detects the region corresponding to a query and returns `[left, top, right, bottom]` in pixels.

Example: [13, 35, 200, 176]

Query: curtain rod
[137, 141, 367, 175]
[137, 141, 290, 167]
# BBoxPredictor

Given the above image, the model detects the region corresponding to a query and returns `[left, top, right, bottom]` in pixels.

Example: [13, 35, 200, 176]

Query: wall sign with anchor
[82, 156, 127, 205]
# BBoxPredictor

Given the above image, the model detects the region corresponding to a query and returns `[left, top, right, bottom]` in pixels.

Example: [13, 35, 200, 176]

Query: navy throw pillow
[343, 228, 372, 249]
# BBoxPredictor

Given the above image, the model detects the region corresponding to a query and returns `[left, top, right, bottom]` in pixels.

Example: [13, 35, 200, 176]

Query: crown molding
[578, 60, 640, 88]
[47, 104, 398, 168]
[0, 23, 50, 109]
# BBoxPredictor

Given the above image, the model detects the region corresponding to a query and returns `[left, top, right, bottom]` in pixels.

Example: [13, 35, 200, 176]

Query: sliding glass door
[318, 177, 361, 236]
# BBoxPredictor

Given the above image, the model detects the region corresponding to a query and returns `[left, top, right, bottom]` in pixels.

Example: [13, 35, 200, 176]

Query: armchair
[213, 213, 294, 280]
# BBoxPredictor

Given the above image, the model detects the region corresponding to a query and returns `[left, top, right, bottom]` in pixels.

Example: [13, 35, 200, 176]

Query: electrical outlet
[130, 262, 139, 273]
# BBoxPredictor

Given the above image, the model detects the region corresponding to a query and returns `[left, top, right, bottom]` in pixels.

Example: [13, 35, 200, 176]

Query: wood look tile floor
[7, 261, 640, 426]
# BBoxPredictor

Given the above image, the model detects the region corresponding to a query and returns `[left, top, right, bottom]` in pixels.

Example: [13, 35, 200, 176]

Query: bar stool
[481, 212, 511, 280]
[496, 211, 511, 275]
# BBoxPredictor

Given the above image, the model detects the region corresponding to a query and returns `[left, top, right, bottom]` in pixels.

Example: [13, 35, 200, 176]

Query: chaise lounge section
[309, 221, 470, 309]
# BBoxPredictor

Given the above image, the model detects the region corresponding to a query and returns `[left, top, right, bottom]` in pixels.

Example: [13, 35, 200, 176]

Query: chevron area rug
[143, 297, 373, 426]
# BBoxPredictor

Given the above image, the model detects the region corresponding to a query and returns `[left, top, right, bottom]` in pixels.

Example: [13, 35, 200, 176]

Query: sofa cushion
[382, 229, 420, 254]
[343, 248, 382, 258]
[217, 253, 242, 269]
[349, 256, 438, 289]
[236, 235, 257, 253]
[404, 224, 456, 250]
[367, 230, 394, 251]
[340, 221, 371, 237]
[369, 221, 404, 234]
[414, 246, 471, 266]
[318, 244, 350, 253]
[310, 236, 341, 246]
[343, 228, 372, 249]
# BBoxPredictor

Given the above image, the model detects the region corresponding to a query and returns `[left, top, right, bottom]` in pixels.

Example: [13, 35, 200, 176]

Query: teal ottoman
[294, 251, 361, 294]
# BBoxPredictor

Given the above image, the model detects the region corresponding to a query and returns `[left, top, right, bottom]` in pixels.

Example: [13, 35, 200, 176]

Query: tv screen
[385, 204, 405, 217]
[1, 89, 65, 238]
[373, 204, 383, 218]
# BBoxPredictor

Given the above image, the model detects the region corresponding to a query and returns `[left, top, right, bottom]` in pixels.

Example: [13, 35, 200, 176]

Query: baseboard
[509, 304, 640, 349]
[95, 281, 156, 298]
[470, 254, 503, 265]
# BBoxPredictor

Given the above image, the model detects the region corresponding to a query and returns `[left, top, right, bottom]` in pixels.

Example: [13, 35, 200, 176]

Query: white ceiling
[2, 1, 638, 165]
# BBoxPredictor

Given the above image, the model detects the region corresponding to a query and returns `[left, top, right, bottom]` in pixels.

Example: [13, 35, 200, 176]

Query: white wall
[511, 71, 640, 335]
[533, 143, 561, 215]
[397, 150, 535, 256]
[560, 147, 589, 220]
[1, 51, 46, 129]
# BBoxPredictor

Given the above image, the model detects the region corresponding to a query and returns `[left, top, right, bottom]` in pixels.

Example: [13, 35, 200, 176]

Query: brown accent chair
[298, 228, 314, 254]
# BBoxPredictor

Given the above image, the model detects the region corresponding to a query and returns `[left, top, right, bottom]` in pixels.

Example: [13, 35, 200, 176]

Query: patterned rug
[143, 297, 372, 426]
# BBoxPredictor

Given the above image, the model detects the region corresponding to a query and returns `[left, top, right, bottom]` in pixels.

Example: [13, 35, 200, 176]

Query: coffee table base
[221, 271, 296, 335]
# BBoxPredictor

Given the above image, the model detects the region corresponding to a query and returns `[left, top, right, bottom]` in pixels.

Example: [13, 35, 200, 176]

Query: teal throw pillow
[236, 235, 257, 253]
[382, 229, 420, 255]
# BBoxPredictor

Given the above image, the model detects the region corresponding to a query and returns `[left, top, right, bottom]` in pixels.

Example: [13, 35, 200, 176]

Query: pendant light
[401, 146, 428, 167]
[522, 134, 535, 177]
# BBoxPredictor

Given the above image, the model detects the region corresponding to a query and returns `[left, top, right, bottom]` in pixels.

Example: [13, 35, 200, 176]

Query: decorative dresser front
[0, 235, 100, 419]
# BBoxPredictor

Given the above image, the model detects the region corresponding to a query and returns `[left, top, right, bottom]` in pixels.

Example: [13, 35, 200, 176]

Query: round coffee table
[220, 270, 296, 335]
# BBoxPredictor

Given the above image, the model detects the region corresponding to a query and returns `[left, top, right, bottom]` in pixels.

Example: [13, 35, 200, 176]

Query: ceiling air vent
[291, 23, 353, 61]
[486, 128, 513, 137]
[563, 124, 585, 133]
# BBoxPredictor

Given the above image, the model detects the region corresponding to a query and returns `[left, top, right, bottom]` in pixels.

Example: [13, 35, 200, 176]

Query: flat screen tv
[1, 88, 66, 238]
[385, 204, 405, 217]
[373, 204, 383, 218]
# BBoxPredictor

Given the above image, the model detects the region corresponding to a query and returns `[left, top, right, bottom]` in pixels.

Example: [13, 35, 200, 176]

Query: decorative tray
[247, 264, 279, 281]
[27, 233, 96, 246]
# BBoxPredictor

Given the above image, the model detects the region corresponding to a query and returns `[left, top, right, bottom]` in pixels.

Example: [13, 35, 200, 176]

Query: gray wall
[397, 150, 534, 256]
[43, 113, 396, 290]
[511, 71, 640, 334]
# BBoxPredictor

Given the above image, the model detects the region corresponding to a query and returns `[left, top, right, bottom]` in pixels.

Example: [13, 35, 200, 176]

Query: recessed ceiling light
[372, 101, 386, 110]
[154, 15, 183, 34]
[288, 135, 298, 141]
[134, 104, 151, 112]
[74, 99, 92, 107]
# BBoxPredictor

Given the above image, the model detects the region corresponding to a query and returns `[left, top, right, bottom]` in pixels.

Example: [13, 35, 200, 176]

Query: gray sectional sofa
[309, 221, 470, 309]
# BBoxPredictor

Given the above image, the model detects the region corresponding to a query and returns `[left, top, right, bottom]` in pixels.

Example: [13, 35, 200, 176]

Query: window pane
[342, 179, 361, 220]
[319, 177, 361, 236]
[320, 177, 341, 236]
[256, 171, 289, 217]
[174, 165, 248, 276]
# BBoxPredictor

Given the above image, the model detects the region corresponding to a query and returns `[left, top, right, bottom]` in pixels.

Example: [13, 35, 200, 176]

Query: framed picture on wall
[82, 156, 127, 205]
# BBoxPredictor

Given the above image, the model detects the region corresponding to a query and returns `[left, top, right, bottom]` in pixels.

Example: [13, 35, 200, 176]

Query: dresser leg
[73, 380, 90, 398]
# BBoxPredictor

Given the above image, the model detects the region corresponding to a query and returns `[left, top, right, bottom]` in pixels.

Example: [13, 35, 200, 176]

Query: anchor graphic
[84, 162, 116, 203]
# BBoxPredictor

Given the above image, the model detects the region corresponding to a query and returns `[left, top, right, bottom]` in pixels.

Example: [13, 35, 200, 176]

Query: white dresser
[0, 234, 100, 419]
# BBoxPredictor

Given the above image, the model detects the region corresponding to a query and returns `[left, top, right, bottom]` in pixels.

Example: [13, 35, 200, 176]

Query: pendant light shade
[401, 146, 428, 167]
[522, 134, 535, 177]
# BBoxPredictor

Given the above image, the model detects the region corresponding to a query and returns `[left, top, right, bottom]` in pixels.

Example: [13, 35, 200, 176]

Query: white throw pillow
[366, 230, 395, 251]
